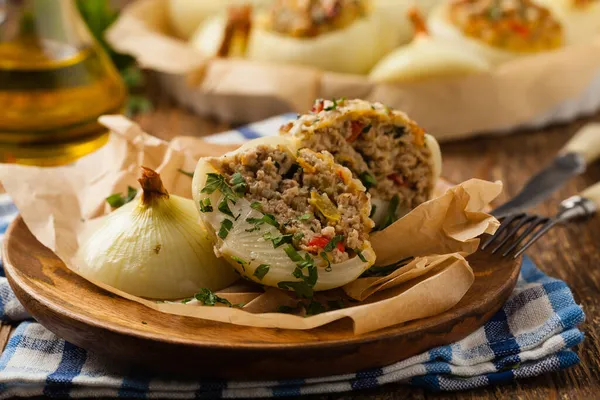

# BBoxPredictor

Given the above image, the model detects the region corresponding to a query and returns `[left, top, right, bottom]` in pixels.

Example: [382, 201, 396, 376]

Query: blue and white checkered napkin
[0, 115, 586, 398]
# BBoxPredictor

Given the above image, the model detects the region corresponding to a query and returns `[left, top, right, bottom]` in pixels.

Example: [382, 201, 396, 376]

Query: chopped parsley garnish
[361, 257, 414, 277]
[283, 163, 302, 180]
[304, 300, 327, 316]
[272, 234, 293, 248]
[246, 214, 280, 231]
[488, 4, 502, 20]
[230, 172, 248, 195]
[277, 304, 300, 314]
[280, 245, 319, 298]
[356, 249, 367, 263]
[262, 231, 275, 241]
[194, 288, 233, 307]
[106, 186, 137, 208]
[201, 173, 236, 202]
[231, 255, 247, 271]
[328, 300, 345, 310]
[359, 171, 377, 190]
[299, 213, 312, 221]
[320, 252, 332, 272]
[253, 264, 270, 280]
[177, 169, 194, 178]
[199, 198, 213, 213]
[181, 298, 193, 304]
[379, 194, 400, 230]
[393, 126, 407, 138]
[293, 232, 304, 246]
[278, 281, 314, 298]
[323, 235, 345, 252]
[324, 97, 345, 111]
[361, 124, 372, 134]
[369, 205, 377, 219]
[250, 201, 263, 211]
[218, 198, 236, 218]
[284, 245, 303, 262]
[218, 219, 233, 239]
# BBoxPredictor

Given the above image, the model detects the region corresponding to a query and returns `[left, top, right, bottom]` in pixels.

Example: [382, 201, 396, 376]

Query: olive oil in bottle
[0, 0, 126, 166]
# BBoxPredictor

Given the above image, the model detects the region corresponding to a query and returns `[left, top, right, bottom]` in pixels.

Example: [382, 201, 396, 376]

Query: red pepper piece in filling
[388, 173, 408, 187]
[509, 21, 529, 37]
[312, 99, 325, 113]
[347, 121, 364, 143]
[308, 236, 345, 252]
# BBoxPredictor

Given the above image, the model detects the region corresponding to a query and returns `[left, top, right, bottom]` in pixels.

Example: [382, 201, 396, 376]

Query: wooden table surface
[3, 77, 600, 399]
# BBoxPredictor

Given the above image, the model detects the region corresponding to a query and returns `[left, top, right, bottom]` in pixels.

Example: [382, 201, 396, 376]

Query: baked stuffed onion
[428, 0, 564, 65]
[536, 0, 600, 43]
[245, 0, 399, 74]
[169, 0, 272, 39]
[192, 136, 376, 295]
[281, 99, 442, 228]
[370, 8, 490, 82]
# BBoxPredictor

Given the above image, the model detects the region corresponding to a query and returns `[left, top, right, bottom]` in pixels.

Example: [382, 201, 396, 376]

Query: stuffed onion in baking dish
[370, 8, 490, 83]
[245, 0, 399, 74]
[281, 99, 442, 228]
[536, 0, 600, 44]
[192, 137, 376, 295]
[428, 0, 565, 65]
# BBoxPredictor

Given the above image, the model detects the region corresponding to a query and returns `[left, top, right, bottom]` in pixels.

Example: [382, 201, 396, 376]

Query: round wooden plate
[3, 216, 521, 380]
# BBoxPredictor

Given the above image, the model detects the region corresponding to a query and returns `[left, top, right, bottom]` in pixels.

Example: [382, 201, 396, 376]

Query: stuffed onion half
[192, 137, 376, 295]
[281, 99, 442, 228]
[428, 0, 564, 65]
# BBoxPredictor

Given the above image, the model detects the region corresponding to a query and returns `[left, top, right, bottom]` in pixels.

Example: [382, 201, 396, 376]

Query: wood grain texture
[132, 73, 600, 398]
[3, 216, 519, 380]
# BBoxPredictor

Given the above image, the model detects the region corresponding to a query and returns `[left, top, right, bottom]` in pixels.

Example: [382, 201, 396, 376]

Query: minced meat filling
[208, 145, 372, 264]
[297, 117, 433, 207]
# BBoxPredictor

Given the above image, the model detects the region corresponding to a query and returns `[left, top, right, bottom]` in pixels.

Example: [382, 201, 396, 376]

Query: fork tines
[481, 213, 558, 258]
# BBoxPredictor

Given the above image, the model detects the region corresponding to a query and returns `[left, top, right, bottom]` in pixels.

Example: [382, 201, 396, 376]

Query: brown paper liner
[0, 117, 500, 334]
[107, 0, 600, 140]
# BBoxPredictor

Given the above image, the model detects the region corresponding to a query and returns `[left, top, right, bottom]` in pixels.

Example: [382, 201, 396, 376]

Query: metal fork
[481, 182, 600, 258]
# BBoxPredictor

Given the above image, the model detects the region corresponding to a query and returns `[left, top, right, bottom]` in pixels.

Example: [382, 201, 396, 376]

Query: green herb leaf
[201, 173, 237, 202]
[356, 249, 367, 263]
[327, 300, 345, 310]
[299, 213, 312, 221]
[250, 201, 263, 211]
[362, 124, 372, 134]
[230, 172, 248, 196]
[218, 198, 236, 218]
[253, 264, 270, 280]
[218, 219, 233, 239]
[181, 298, 193, 304]
[283, 163, 302, 180]
[369, 204, 377, 219]
[380, 194, 400, 230]
[194, 288, 233, 307]
[359, 171, 377, 190]
[231, 256, 247, 271]
[323, 235, 345, 252]
[199, 198, 213, 213]
[272, 234, 293, 248]
[277, 304, 300, 314]
[361, 257, 414, 277]
[201, 173, 225, 195]
[284, 245, 304, 262]
[320, 252, 332, 272]
[178, 169, 194, 178]
[304, 300, 327, 316]
[324, 99, 337, 111]
[106, 186, 137, 208]
[292, 232, 304, 246]
[278, 281, 314, 298]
